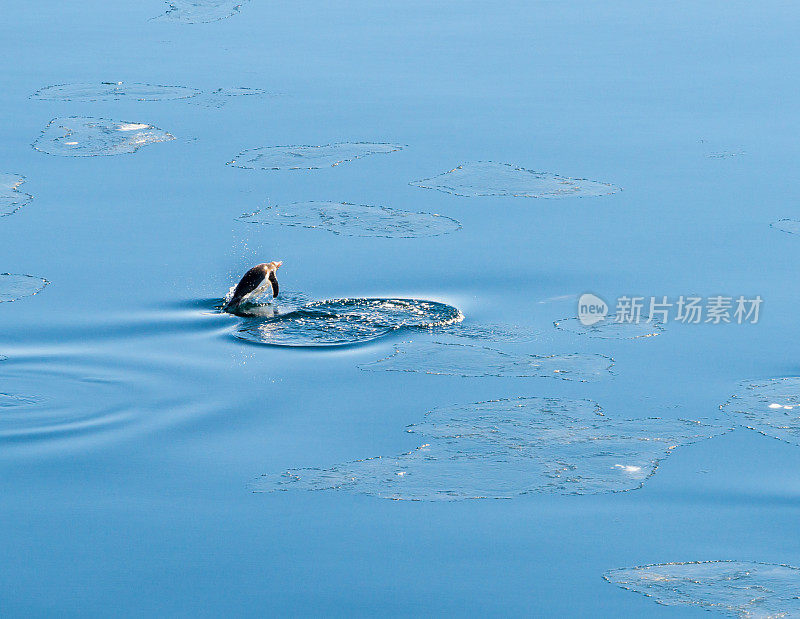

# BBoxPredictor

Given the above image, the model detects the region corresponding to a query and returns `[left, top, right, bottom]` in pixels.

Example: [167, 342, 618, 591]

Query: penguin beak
[275, 261, 283, 269]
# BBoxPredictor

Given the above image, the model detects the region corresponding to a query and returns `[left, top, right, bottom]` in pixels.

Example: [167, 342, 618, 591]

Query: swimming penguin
[224, 261, 282, 311]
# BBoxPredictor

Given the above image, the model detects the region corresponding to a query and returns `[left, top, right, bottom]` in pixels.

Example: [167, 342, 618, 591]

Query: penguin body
[224, 261, 282, 311]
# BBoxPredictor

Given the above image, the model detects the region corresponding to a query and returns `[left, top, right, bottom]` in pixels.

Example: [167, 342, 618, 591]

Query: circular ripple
[0, 358, 141, 444]
[0, 346, 224, 450]
[234, 297, 463, 347]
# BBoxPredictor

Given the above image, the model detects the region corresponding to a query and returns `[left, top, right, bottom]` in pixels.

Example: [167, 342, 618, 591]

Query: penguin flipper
[268, 271, 279, 298]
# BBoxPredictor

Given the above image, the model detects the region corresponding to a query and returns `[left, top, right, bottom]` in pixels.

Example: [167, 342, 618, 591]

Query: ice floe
[254, 397, 728, 500]
[228, 143, 403, 170]
[771, 219, 800, 235]
[31, 82, 201, 101]
[155, 0, 249, 23]
[0, 174, 32, 217]
[554, 316, 663, 339]
[604, 561, 800, 618]
[234, 298, 463, 347]
[437, 322, 539, 342]
[31, 82, 270, 107]
[33, 117, 174, 157]
[723, 377, 800, 446]
[186, 87, 272, 107]
[410, 161, 621, 198]
[238, 201, 461, 238]
[0, 274, 48, 303]
[359, 341, 613, 381]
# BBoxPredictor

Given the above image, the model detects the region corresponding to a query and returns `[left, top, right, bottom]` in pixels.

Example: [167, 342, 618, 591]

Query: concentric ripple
[238, 201, 461, 238]
[228, 143, 403, 170]
[254, 397, 728, 500]
[723, 377, 800, 445]
[0, 358, 138, 443]
[0, 274, 48, 302]
[33, 117, 175, 157]
[0, 314, 234, 451]
[360, 341, 613, 381]
[604, 561, 800, 618]
[0, 173, 32, 217]
[233, 298, 463, 347]
[410, 161, 621, 198]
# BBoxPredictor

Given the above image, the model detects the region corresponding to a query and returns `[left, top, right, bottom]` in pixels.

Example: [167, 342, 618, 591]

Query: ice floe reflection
[238, 201, 461, 238]
[554, 317, 663, 339]
[255, 398, 728, 500]
[156, 0, 249, 23]
[34, 117, 174, 157]
[229, 143, 402, 170]
[410, 161, 621, 198]
[0, 274, 48, 303]
[233, 298, 463, 347]
[0, 174, 32, 217]
[360, 341, 612, 381]
[604, 561, 800, 618]
[723, 378, 800, 445]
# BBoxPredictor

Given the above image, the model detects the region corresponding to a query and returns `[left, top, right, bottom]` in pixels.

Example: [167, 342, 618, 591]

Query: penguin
[224, 261, 282, 311]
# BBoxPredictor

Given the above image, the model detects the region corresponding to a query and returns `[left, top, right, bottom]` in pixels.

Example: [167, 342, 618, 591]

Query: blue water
[2, 0, 800, 615]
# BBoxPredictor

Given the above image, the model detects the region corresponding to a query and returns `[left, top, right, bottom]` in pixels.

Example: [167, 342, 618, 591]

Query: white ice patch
[605, 561, 800, 618]
[254, 398, 729, 500]
[228, 143, 403, 170]
[0, 173, 32, 217]
[155, 0, 250, 23]
[239, 201, 461, 238]
[359, 341, 613, 382]
[554, 316, 663, 339]
[723, 378, 800, 445]
[0, 274, 48, 303]
[33, 117, 174, 157]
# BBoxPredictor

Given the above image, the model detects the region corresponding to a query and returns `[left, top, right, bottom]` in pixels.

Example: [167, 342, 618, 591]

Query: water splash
[228, 143, 403, 170]
[233, 298, 463, 347]
[0, 274, 48, 303]
[254, 397, 728, 500]
[410, 161, 621, 198]
[360, 341, 613, 381]
[221, 290, 310, 318]
[0, 174, 32, 217]
[33, 117, 175, 157]
[723, 377, 800, 445]
[604, 561, 800, 618]
[554, 316, 663, 339]
[238, 201, 461, 238]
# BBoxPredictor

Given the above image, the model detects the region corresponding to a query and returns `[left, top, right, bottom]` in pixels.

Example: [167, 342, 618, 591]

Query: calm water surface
[2, 0, 800, 615]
